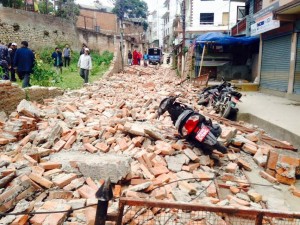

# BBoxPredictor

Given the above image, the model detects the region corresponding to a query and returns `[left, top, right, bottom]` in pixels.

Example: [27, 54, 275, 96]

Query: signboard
[251, 13, 280, 36]
[252, 2, 279, 20]
[251, 2, 280, 36]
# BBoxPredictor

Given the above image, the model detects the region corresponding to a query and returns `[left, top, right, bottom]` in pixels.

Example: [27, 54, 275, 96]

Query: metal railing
[115, 198, 300, 225]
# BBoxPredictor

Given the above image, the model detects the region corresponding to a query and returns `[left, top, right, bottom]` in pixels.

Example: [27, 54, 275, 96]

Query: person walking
[132, 49, 138, 65]
[77, 48, 92, 84]
[51, 47, 63, 74]
[80, 43, 87, 55]
[128, 50, 132, 66]
[9, 43, 17, 81]
[13, 41, 35, 88]
[143, 50, 148, 67]
[0, 43, 10, 80]
[62, 44, 71, 67]
[137, 51, 142, 65]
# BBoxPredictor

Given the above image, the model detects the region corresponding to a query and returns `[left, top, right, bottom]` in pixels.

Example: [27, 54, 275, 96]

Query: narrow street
[0, 65, 299, 224]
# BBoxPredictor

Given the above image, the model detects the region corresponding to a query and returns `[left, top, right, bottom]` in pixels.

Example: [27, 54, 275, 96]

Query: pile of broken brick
[0, 65, 299, 225]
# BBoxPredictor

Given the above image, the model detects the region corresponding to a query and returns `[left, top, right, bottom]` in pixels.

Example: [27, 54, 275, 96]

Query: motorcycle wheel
[213, 142, 228, 154]
[198, 98, 208, 106]
[222, 101, 232, 118]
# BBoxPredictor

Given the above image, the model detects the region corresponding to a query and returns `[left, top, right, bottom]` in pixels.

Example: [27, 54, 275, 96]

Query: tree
[55, 0, 79, 21]
[1, 0, 24, 8]
[112, 0, 148, 31]
[38, 0, 54, 14]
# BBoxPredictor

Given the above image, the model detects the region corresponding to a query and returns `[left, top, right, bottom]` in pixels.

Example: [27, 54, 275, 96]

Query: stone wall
[0, 81, 64, 115]
[0, 7, 81, 50]
[77, 28, 115, 54]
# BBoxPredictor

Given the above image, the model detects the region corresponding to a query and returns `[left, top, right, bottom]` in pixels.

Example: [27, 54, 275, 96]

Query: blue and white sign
[250, 13, 280, 36]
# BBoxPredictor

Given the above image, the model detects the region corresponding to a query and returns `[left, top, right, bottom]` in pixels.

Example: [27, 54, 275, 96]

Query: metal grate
[117, 198, 300, 225]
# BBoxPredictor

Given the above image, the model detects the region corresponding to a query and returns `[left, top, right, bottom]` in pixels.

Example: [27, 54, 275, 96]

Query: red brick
[259, 171, 278, 183]
[279, 155, 300, 167]
[275, 173, 296, 185]
[237, 159, 252, 171]
[83, 143, 98, 153]
[206, 183, 217, 197]
[53, 173, 77, 188]
[95, 142, 109, 152]
[226, 162, 238, 173]
[78, 185, 97, 199]
[113, 185, 122, 198]
[182, 163, 200, 172]
[39, 162, 62, 170]
[65, 104, 77, 113]
[43, 169, 62, 177]
[19, 134, 31, 146]
[85, 206, 97, 225]
[130, 179, 149, 185]
[64, 135, 76, 149]
[140, 164, 155, 179]
[11, 215, 29, 225]
[86, 177, 98, 190]
[0, 138, 9, 145]
[152, 187, 167, 199]
[52, 139, 66, 152]
[292, 188, 300, 198]
[230, 186, 240, 194]
[267, 150, 279, 170]
[149, 166, 169, 176]
[29, 173, 53, 188]
[31, 166, 45, 176]
[117, 138, 128, 151]
[142, 153, 153, 168]
[193, 171, 214, 180]
[242, 143, 258, 155]
[62, 130, 76, 141]
[23, 154, 37, 165]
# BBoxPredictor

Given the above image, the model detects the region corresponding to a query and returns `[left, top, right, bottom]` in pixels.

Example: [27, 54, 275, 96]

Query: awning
[274, 0, 300, 21]
[202, 61, 230, 67]
[195, 32, 259, 46]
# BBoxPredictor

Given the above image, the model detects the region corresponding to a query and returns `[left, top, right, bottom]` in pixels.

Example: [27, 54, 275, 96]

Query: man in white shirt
[77, 48, 92, 84]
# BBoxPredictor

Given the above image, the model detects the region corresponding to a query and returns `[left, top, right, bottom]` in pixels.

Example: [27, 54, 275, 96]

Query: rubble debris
[0, 65, 298, 224]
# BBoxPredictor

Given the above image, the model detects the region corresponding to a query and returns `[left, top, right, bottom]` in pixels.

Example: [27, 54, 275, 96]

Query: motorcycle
[198, 78, 242, 119]
[157, 96, 227, 155]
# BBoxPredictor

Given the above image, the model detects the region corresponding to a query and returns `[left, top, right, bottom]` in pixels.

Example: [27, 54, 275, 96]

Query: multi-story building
[231, 0, 300, 100]
[147, 10, 163, 48]
[184, 0, 245, 40]
[162, 0, 181, 52]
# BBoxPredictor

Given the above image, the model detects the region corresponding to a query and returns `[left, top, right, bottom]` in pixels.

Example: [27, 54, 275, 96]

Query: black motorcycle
[157, 96, 227, 155]
[198, 79, 242, 119]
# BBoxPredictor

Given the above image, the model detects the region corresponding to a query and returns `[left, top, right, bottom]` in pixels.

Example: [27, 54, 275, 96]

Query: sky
[75, 0, 160, 13]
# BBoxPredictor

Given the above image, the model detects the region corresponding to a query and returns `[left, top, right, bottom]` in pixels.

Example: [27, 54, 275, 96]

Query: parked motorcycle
[198, 78, 242, 119]
[157, 96, 227, 155]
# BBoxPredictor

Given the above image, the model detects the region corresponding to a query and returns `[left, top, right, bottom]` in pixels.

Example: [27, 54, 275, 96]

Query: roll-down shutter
[260, 35, 291, 92]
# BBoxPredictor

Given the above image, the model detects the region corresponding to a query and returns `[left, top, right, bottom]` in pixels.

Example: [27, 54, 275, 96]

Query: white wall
[187, 0, 245, 32]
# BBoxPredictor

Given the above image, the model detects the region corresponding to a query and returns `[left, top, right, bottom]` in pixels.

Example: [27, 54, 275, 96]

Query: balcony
[231, 17, 247, 36]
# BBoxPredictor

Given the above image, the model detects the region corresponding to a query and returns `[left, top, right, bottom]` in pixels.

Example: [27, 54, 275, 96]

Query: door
[294, 33, 300, 94]
[260, 35, 292, 92]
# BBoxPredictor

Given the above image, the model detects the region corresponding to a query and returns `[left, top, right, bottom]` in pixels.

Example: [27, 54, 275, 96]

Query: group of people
[51, 43, 92, 84]
[0, 41, 35, 88]
[128, 49, 149, 67]
[51, 44, 72, 74]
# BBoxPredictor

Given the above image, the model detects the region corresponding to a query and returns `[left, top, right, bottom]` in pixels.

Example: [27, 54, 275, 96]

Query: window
[237, 6, 246, 21]
[222, 12, 229, 26]
[254, 0, 262, 13]
[200, 13, 214, 25]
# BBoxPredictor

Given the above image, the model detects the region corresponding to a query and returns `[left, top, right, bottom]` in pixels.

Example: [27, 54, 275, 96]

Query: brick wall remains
[0, 81, 64, 115]
[0, 7, 81, 51]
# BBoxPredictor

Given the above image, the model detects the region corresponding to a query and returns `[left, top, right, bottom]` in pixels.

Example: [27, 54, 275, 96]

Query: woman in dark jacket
[51, 47, 63, 74]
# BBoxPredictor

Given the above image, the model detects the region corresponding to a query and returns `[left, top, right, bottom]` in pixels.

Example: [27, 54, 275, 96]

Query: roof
[78, 3, 113, 13]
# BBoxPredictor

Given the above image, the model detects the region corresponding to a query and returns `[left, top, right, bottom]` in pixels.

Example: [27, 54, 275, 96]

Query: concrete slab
[238, 92, 300, 149]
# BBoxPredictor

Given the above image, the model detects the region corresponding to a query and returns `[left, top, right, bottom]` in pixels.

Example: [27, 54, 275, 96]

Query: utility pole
[181, 0, 186, 77]
[227, 0, 231, 35]
[119, 0, 124, 71]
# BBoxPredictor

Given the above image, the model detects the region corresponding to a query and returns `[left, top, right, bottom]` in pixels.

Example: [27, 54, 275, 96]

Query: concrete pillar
[257, 35, 263, 84]
[287, 32, 297, 94]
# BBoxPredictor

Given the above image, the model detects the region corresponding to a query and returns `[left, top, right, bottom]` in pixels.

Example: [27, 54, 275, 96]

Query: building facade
[232, 0, 300, 100]
[185, 0, 245, 40]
